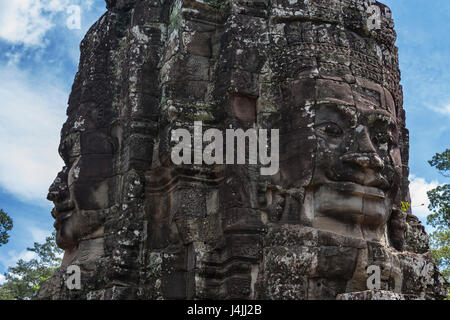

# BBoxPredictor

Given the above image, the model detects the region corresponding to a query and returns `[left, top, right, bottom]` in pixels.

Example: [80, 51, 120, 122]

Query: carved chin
[56, 222, 78, 250]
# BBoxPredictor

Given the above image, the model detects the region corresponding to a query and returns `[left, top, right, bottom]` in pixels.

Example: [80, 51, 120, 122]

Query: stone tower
[38, 0, 448, 300]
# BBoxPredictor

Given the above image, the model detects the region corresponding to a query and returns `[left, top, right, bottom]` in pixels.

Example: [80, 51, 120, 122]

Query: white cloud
[0, 248, 37, 271]
[28, 227, 51, 243]
[0, 0, 96, 47]
[409, 175, 441, 220]
[430, 104, 450, 116]
[0, 0, 62, 46]
[0, 273, 5, 285]
[0, 64, 66, 203]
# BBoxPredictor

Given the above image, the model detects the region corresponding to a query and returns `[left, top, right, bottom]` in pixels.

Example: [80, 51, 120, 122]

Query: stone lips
[38, 0, 448, 300]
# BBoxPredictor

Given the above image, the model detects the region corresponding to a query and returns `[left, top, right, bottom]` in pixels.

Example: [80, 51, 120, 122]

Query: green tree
[0, 231, 63, 300]
[428, 149, 450, 178]
[429, 230, 450, 279]
[0, 209, 13, 247]
[427, 148, 450, 298]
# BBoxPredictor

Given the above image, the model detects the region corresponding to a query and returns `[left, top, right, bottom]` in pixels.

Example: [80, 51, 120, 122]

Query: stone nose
[341, 125, 385, 170]
[355, 125, 377, 154]
[47, 172, 69, 203]
[341, 152, 385, 170]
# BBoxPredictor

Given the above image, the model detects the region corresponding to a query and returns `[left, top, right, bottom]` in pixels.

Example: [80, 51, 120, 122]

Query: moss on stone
[205, 0, 231, 14]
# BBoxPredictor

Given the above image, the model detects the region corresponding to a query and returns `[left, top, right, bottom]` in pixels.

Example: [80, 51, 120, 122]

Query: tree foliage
[0, 209, 13, 247]
[429, 149, 450, 178]
[430, 230, 450, 279]
[0, 232, 63, 300]
[427, 149, 450, 298]
[427, 184, 450, 229]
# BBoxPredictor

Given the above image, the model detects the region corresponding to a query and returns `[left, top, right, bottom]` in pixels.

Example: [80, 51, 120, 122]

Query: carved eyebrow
[314, 103, 357, 117]
[314, 103, 358, 128]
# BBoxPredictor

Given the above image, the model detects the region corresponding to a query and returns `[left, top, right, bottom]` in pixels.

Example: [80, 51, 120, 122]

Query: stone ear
[388, 208, 406, 251]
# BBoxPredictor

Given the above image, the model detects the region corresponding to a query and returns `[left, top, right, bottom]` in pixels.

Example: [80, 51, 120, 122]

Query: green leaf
[428, 149, 450, 178]
[0, 209, 13, 247]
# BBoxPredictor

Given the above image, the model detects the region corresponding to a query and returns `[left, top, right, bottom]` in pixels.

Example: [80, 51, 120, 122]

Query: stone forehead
[282, 77, 396, 116]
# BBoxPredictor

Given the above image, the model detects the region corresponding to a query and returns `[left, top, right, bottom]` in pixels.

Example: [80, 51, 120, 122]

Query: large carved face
[308, 78, 402, 241]
[47, 128, 116, 250]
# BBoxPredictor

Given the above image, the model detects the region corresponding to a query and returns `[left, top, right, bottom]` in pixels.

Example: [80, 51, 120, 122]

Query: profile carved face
[47, 128, 116, 250]
[308, 78, 402, 241]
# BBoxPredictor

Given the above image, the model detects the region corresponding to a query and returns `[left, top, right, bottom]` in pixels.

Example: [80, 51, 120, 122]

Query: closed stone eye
[316, 122, 344, 138]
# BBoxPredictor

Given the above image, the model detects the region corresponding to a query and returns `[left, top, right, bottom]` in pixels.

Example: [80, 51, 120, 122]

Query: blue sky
[0, 0, 449, 279]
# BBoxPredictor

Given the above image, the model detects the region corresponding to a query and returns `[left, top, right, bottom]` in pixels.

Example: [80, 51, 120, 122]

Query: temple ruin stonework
[37, 0, 449, 300]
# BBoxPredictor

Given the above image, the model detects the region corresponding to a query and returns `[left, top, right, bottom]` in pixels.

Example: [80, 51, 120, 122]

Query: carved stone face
[308, 78, 402, 241]
[47, 129, 116, 250]
[36, 0, 450, 302]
